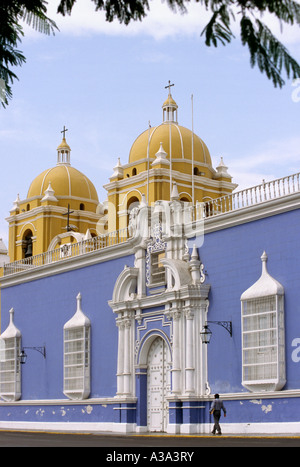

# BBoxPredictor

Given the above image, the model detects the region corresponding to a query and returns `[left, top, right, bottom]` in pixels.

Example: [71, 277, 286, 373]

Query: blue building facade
[0, 181, 300, 434]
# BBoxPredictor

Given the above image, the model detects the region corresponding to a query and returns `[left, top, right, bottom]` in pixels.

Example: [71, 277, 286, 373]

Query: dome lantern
[57, 126, 71, 166]
[162, 81, 178, 123]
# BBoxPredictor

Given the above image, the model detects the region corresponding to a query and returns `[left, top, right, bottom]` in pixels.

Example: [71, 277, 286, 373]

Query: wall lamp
[19, 346, 46, 364]
[200, 321, 232, 344]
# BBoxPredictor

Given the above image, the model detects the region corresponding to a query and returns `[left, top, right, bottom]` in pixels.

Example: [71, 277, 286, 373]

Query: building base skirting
[0, 421, 137, 434]
[0, 420, 299, 435]
[168, 422, 300, 435]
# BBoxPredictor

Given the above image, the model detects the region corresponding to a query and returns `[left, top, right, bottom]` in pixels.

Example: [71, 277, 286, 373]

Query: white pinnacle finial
[171, 182, 179, 200]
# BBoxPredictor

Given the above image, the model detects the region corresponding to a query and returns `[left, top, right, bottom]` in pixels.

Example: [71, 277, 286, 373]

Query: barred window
[63, 294, 91, 400]
[241, 253, 285, 392]
[0, 309, 22, 401]
[150, 251, 166, 286]
[146, 222, 167, 288]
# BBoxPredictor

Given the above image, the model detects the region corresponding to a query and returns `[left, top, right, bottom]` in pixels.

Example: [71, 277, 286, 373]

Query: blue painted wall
[1, 254, 135, 400]
[193, 209, 300, 394]
[1, 207, 300, 429]
[0, 401, 136, 425]
[169, 395, 300, 426]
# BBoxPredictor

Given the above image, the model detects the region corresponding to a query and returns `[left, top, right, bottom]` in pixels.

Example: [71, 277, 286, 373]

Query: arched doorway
[147, 337, 171, 432]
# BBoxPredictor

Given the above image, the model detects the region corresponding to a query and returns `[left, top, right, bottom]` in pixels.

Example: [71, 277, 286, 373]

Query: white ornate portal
[109, 198, 211, 431]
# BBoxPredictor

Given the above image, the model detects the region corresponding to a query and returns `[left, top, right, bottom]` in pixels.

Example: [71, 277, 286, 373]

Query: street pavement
[0, 430, 299, 448]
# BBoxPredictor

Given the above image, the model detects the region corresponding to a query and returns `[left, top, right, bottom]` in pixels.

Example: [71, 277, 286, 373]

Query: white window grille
[150, 251, 166, 285]
[146, 222, 167, 287]
[0, 308, 22, 401]
[241, 252, 285, 392]
[63, 293, 91, 400]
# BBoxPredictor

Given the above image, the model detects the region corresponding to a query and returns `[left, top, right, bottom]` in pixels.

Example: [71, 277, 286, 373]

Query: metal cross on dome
[165, 80, 174, 94]
[61, 125, 68, 139]
[63, 203, 74, 232]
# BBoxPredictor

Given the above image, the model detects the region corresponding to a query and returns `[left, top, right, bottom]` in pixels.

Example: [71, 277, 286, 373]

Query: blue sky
[0, 0, 299, 247]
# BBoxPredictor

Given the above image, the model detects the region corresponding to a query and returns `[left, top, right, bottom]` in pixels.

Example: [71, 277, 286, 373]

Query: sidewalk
[96, 430, 300, 438]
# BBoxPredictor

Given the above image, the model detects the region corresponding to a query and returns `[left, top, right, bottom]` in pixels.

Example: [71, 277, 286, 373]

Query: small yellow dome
[162, 95, 178, 108]
[129, 123, 212, 166]
[57, 137, 71, 151]
[27, 165, 99, 204]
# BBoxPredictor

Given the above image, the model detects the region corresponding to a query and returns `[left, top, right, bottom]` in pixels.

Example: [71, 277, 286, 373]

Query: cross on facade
[63, 204, 74, 232]
[165, 80, 174, 94]
[61, 125, 68, 139]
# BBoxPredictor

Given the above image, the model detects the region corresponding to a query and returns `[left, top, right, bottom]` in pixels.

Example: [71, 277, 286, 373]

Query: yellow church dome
[129, 92, 212, 167]
[27, 133, 99, 205]
[27, 165, 99, 203]
[129, 123, 212, 166]
[7, 132, 101, 262]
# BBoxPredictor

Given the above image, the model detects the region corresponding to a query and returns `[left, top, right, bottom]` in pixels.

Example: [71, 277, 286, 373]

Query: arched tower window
[22, 229, 33, 259]
[127, 196, 140, 227]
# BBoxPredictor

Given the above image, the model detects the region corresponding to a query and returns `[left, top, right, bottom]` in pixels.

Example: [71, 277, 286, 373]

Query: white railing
[3, 172, 300, 277]
[203, 172, 300, 218]
[3, 228, 129, 276]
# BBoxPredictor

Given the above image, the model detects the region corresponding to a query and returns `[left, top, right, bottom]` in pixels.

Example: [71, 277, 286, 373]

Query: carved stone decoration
[146, 222, 167, 286]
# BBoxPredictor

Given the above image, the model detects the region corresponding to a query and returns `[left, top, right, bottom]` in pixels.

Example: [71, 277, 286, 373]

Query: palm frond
[240, 15, 300, 87]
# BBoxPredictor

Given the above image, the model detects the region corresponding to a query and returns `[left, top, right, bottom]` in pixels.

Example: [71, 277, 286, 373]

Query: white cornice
[6, 206, 100, 224]
[104, 168, 235, 193]
[15, 194, 99, 206]
[0, 239, 137, 288]
[203, 192, 300, 234]
[167, 388, 300, 402]
[0, 396, 137, 406]
[109, 283, 210, 313]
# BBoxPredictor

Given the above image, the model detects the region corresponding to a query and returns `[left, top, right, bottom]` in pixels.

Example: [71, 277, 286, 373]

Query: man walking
[210, 394, 226, 435]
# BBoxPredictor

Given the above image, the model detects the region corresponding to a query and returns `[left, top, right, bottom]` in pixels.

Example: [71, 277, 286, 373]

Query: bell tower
[103, 87, 237, 234]
[6, 131, 100, 262]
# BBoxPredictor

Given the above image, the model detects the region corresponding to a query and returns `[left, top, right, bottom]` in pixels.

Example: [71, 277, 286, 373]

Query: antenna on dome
[165, 81, 174, 199]
[191, 94, 195, 209]
[147, 120, 151, 204]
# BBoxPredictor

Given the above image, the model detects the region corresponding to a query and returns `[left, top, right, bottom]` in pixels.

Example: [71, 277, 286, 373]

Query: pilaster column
[171, 310, 181, 395]
[116, 320, 125, 395]
[123, 318, 132, 395]
[185, 309, 195, 394]
[199, 300, 209, 395]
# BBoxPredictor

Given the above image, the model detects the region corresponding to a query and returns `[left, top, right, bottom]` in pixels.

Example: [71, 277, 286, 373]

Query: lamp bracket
[23, 346, 46, 358]
[206, 321, 232, 337]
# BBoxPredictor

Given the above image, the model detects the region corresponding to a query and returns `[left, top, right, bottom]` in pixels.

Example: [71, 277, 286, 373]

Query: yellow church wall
[7, 202, 101, 261]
